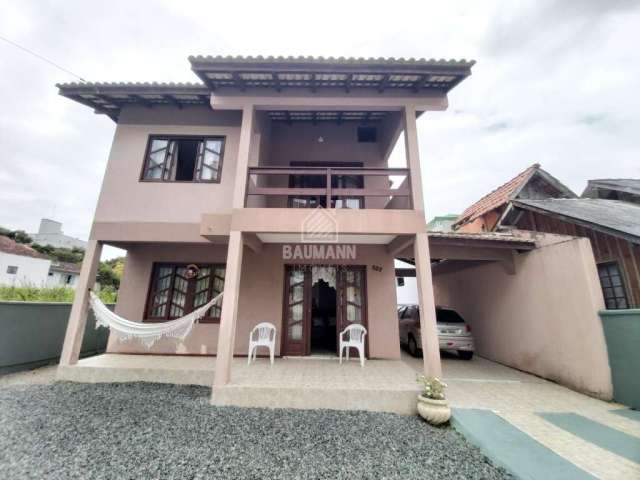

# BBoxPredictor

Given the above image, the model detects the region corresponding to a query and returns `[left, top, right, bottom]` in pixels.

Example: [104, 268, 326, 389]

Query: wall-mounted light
[317, 136, 324, 143]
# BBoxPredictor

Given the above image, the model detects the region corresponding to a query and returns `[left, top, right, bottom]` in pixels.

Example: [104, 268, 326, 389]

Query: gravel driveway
[0, 382, 511, 479]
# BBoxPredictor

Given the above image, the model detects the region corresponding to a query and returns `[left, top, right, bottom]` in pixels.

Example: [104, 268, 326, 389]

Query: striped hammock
[89, 291, 223, 348]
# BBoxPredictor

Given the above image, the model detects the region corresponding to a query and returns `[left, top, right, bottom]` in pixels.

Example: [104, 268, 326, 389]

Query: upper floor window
[598, 261, 629, 309]
[141, 136, 225, 183]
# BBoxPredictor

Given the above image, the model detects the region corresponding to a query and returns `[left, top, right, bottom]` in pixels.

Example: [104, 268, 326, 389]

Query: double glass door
[282, 266, 366, 356]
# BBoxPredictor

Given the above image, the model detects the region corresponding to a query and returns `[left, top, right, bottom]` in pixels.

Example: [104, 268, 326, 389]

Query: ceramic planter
[417, 395, 451, 425]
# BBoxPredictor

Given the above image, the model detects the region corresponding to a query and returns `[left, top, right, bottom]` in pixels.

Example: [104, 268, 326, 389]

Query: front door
[282, 265, 367, 356]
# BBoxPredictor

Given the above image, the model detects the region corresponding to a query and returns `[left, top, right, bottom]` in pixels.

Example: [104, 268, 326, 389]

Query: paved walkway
[404, 354, 640, 480]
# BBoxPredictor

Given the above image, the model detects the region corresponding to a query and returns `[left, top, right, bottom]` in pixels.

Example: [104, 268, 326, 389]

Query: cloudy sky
[1, 0, 638, 258]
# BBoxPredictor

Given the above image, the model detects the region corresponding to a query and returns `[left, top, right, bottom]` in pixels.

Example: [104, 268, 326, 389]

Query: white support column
[414, 233, 442, 377]
[232, 104, 256, 209]
[214, 230, 244, 387]
[403, 105, 425, 212]
[59, 240, 103, 366]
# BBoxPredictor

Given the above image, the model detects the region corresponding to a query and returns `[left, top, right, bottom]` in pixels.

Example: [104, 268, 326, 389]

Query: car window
[436, 308, 465, 323]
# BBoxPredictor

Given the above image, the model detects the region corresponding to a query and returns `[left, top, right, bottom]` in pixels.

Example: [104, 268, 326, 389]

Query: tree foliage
[97, 257, 125, 290]
[30, 244, 85, 263]
[7, 230, 33, 244]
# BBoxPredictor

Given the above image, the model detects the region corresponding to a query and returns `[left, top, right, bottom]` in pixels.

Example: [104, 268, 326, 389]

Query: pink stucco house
[56, 56, 613, 412]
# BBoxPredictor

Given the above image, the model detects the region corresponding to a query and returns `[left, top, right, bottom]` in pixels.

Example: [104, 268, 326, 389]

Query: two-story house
[56, 55, 479, 409]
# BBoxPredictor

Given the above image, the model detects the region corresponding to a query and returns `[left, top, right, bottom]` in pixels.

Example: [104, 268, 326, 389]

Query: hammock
[89, 291, 224, 348]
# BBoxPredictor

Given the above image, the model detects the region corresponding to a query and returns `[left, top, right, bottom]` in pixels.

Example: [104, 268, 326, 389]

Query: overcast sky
[1, 0, 638, 259]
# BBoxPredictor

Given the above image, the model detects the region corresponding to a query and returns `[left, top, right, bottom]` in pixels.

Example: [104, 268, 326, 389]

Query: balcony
[245, 166, 413, 210]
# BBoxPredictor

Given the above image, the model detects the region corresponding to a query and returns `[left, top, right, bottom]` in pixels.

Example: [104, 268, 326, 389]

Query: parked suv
[398, 304, 475, 360]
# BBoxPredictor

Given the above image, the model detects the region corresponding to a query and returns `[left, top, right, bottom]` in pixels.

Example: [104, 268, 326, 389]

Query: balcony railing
[245, 166, 412, 209]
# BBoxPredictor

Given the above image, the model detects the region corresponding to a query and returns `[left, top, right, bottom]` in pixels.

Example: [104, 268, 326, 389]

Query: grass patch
[0, 286, 117, 303]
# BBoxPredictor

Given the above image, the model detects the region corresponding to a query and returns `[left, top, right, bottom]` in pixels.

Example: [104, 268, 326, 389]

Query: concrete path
[404, 353, 640, 480]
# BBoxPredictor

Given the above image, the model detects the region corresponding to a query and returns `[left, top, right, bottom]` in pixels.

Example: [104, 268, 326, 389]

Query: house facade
[57, 56, 476, 389]
[0, 236, 51, 286]
[47, 261, 81, 289]
[0, 236, 81, 288]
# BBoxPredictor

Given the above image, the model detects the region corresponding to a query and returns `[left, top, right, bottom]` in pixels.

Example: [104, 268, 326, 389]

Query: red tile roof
[0, 236, 50, 260]
[455, 164, 541, 226]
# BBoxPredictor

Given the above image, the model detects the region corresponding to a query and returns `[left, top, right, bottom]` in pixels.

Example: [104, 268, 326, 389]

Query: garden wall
[600, 309, 640, 409]
[0, 302, 111, 374]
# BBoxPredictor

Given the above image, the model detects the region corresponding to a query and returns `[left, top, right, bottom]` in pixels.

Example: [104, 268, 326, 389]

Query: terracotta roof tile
[0, 236, 50, 260]
[455, 164, 541, 226]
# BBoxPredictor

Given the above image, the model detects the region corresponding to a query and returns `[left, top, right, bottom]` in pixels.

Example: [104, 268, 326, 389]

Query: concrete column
[214, 230, 244, 387]
[414, 233, 442, 377]
[403, 105, 425, 211]
[59, 240, 103, 366]
[232, 104, 256, 208]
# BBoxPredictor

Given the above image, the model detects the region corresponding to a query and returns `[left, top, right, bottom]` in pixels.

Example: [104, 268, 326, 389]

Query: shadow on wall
[433, 236, 613, 400]
[600, 309, 640, 409]
[0, 302, 111, 375]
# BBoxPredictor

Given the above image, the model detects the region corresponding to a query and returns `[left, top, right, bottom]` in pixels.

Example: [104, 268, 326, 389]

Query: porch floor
[57, 353, 422, 414]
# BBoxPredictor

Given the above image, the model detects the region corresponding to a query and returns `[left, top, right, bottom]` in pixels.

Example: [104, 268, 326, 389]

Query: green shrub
[0, 286, 116, 303]
[417, 375, 447, 400]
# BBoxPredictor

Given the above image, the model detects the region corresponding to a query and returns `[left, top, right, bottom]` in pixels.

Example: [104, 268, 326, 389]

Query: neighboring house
[582, 178, 640, 203]
[455, 165, 640, 309]
[504, 182, 640, 309]
[0, 236, 81, 288]
[48, 261, 81, 288]
[427, 214, 458, 232]
[30, 219, 87, 250]
[0, 236, 51, 286]
[55, 56, 615, 407]
[453, 163, 576, 233]
[395, 259, 418, 304]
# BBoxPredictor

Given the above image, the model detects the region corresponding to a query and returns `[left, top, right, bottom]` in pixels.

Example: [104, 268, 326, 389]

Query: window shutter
[162, 141, 177, 181]
[194, 140, 205, 181]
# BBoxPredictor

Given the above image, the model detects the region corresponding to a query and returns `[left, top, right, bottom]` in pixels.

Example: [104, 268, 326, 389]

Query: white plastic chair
[339, 324, 367, 367]
[247, 322, 276, 365]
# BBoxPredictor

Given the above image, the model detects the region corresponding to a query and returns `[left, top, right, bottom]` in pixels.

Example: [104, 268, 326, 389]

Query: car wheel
[408, 336, 419, 357]
[458, 350, 473, 360]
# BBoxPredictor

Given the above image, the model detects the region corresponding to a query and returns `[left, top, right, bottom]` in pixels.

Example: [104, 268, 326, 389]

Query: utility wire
[0, 34, 87, 82]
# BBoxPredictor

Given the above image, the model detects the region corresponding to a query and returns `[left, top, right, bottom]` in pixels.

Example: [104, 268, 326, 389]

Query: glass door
[337, 266, 368, 355]
[282, 267, 310, 355]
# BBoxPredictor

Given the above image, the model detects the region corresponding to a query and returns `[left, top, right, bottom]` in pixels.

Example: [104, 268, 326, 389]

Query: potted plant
[416, 375, 451, 425]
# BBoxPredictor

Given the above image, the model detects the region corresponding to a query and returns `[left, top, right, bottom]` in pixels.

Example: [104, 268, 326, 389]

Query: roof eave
[511, 200, 640, 245]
